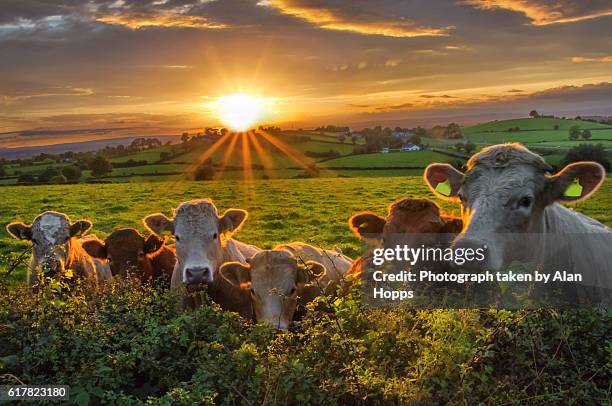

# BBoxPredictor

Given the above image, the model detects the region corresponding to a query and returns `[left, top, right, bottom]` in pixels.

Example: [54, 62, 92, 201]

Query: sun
[216, 93, 263, 131]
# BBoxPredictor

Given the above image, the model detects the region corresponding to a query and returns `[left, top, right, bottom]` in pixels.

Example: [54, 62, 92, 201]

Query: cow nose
[185, 266, 212, 284]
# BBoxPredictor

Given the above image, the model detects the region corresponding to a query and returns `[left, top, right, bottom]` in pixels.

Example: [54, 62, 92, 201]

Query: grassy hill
[322, 150, 454, 168]
[463, 117, 612, 148]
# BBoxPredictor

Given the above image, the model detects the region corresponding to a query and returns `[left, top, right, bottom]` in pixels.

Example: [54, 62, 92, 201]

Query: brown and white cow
[220, 242, 352, 329]
[348, 197, 463, 276]
[423, 143, 611, 297]
[143, 199, 261, 318]
[6, 211, 112, 287]
[82, 228, 176, 285]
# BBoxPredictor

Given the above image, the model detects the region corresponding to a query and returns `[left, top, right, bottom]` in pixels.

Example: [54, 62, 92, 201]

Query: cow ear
[70, 220, 92, 237]
[440, 217, 463, 233]
[6, 222, 32, 240]
[349, 212, 385, 239]
[547, 162, 605, 203]
[297, 260, 325, 284]
[424, 163, 464, 201]
[82, 239, 107, 259]
[143, 213, 174, 236]
[219, 209, 248, 235]
[144, 234, 165, 254]
[220, 262, 251, 288]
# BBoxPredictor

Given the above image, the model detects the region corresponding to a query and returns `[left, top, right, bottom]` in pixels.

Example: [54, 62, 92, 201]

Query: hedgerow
[0, 277, 610, 405]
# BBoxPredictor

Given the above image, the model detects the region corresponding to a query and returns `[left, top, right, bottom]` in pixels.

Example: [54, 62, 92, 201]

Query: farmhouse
[401, 143, 421, 152]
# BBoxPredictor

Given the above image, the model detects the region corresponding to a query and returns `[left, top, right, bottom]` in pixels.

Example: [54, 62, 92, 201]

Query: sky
[1, 0, 611, 139]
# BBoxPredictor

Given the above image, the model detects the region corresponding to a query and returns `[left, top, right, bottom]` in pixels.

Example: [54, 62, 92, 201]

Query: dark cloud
[420, 94, 457, 99]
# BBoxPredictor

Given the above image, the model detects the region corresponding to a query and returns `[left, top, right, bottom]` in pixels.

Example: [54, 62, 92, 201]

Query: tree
[464, 141, 476, 154]
[49, 175, 67, 184]
[408, 135, 422, 146]
[159, 152, 172, 162]
[445, 123, 463, 139]
[89, 156, 113, 177]
[338, 135, 346, 143]
[553, 124, 559, 130]
[181, 132, 190, 143]
[61, 165, 82, 182]
[351, 134, 358, 144]
[529, 110, 539, 118]
[192, 159, 215, 181]
[38, 168, 62, 183]
[18, 173, 36, 184]
[0, 165, 6, 177]
[581, 129, 592, 140]
[562, 144, 610, 171]
[568, 126, 580, 140]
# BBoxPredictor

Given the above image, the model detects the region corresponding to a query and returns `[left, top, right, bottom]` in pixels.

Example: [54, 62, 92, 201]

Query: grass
[323, 150, 456, 168]
[2, 177, 610, 284]
[464, 117, 610, 133]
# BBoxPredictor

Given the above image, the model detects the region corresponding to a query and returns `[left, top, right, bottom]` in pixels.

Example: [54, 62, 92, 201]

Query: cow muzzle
[184, 266, 213, 285]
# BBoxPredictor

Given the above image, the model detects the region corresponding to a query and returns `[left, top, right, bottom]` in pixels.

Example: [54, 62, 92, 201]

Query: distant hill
[463, 117, 609, 134]
[0, 135, 179, 159]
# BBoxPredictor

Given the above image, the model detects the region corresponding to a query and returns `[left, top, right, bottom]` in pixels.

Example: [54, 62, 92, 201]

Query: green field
[323, 151, 455, 168]
[463, 118, 612, 149]
[2, 177, 610, 282]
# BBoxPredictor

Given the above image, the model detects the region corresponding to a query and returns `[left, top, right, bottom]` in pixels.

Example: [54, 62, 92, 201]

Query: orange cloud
[572, 56, 612, 63]
[265, 0, 448, 37]
[463, 0, 612, 25]
[97, 11, 226, 30]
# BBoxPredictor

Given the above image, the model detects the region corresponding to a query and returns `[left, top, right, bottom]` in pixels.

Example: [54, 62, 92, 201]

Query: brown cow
[220, 242, 352, 329]
[82, 228, 176, 285]
[6, 211, 112, 287]
[348, 197, 463, 277]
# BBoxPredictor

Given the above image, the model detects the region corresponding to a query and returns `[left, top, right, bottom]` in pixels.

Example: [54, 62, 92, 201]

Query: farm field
[463, 118, 612, 150]
[2, 177, 610, 282]
[322, 150, 455, 168]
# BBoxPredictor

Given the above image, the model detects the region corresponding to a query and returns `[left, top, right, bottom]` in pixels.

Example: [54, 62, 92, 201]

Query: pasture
[0, 177, 611, 404]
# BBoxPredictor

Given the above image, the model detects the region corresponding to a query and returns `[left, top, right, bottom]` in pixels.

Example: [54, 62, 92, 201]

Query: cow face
[82, 229, 164, 278]
[144, 199, 247, 287]
[424, 143, 605, 270]
[7, 211, 91, 280]
[220, 250, 324, 329]
[349, 198, 463, 247]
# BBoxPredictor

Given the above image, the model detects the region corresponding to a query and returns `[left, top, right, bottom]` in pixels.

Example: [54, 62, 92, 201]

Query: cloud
[463, 0, 612, 25]
[384, 59, 400, 67]
[572, 56, 612, 63]
[420, 94, 457, 99]
[376, 102, 413, 110]
[264, 0, 449, 37]
[506, 89, 525, 93]
[1, 82, 94, 103]
[96, 11, 226, 30]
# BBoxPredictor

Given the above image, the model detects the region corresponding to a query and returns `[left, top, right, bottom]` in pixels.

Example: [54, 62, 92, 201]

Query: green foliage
[89, 156, 113, 178]
[61, 165, 82, 182]
[0, 279, 609, 404]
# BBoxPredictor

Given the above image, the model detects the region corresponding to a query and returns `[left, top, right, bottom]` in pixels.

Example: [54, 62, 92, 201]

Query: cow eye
[249, 288, 255, 296]
[138, 251, 145, 259]
[457, 192, 464, 203]
[174, 235, 180, 242]
[213, 233, 218, 240]
[518, 196, 532, 208]
[31, 238, 38, 245]
[289, 287, 297, 295]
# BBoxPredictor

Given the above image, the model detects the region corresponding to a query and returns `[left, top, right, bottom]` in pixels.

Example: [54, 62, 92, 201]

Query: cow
[6, 211, 112, 287]
[423, 143, 611, 303]
[219, 242, 352, 329]
[143, 199, 261, 318]
[348, 197, 463, 277]
[82, 228, 176, 285]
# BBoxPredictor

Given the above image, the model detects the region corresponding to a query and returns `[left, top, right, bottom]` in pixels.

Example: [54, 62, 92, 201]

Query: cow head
[7, 211, 91, 280]
[143, 199, 247, 287]
[349, 197, 463, 246]
[220, 250, 325, 329]
[424, 143, 605, 271]
[82, 228, 164, 278]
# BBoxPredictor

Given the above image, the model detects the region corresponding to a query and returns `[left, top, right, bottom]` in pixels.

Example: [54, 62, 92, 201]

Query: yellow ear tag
[564, 178, 582, 198]
[435, 179, 452, 196]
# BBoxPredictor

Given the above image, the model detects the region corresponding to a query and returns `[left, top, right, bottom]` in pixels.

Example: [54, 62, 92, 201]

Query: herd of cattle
[6, 144, 612, 328]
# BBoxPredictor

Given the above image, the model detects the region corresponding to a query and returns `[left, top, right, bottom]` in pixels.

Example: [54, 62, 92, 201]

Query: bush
[0, 278, 610, 404]
[562, 143, 611, 171]
[61, 165, 82, 182]
[192, 160, 215, 181]
[49, 175, 67, 184]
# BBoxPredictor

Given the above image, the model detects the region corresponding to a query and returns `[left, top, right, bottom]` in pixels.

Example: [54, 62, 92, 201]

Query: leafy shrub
[0, 278, 610, 404]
